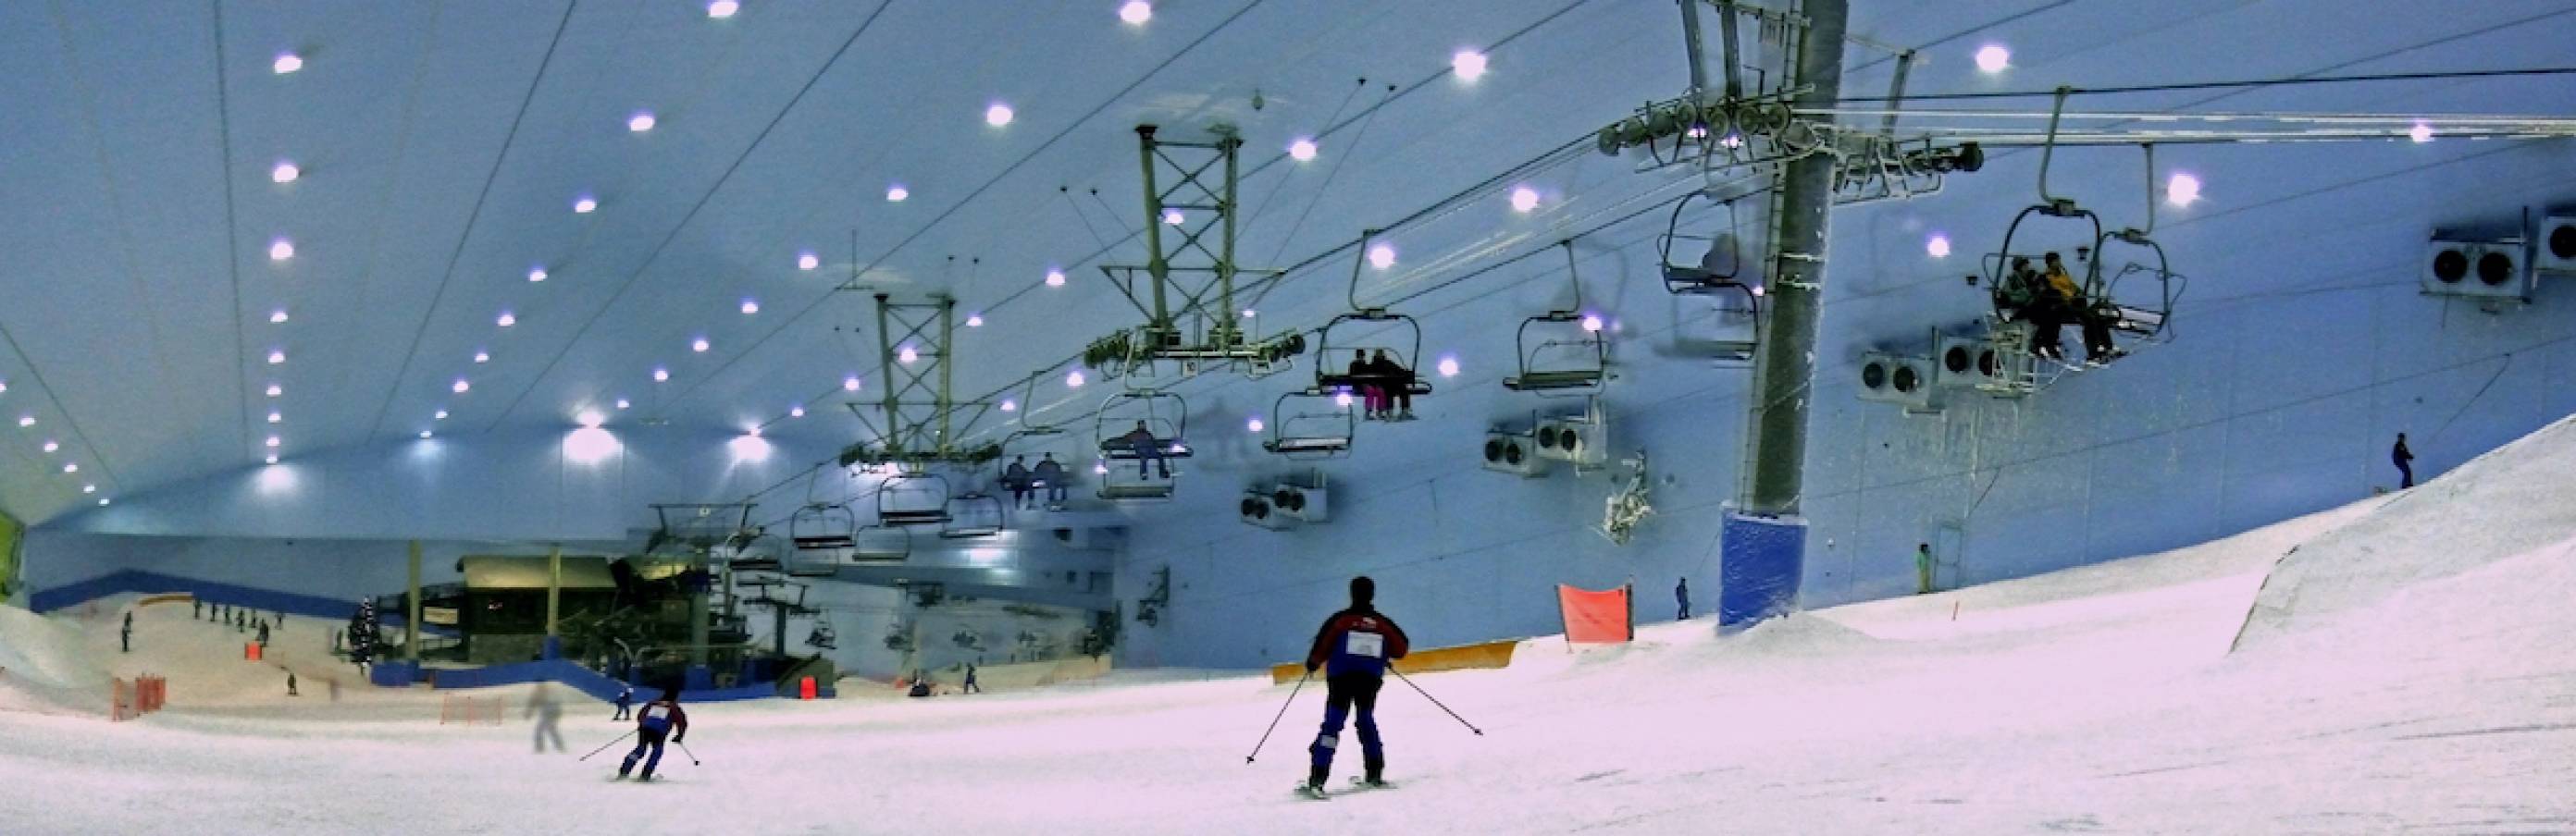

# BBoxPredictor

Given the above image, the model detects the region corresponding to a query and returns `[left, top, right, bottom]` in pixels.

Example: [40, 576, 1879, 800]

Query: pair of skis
[1294, 776, 1396, 800]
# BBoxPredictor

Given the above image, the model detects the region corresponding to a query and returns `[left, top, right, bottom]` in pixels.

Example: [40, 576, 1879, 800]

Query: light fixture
[1367, 243, 1396, 270]
[798, 252, 819, 270]
[1119, 0, 1151, 25]
[268, 239, 294, 261]
[265, 412, 280, 424]
[474, 350, 489, 363]
[1509, 186, 1540, 213]
[1161, 208, 1185, 226]
[628, 111, 656, 132]
[452, 379, 471, 394]
[576, 410, 604, 427]
[1926, 234, 1952, 259]
[272, 53, 303, 74]
[1452, 50, 1488, 81]
[1045, 268, 1066, 287]
[265, 436, 280, 448]
[1241, 308, 1257, 318]
[269, 310, 289, 324]
[788, 405, 805, 418]
[573, 196, 598, 214]
[97, 498, 109, 507]
[266, 384, 282, 398]
[692, 338, 711, 353]
[965, 313, 984, 327]
[271, 161, 300, 183]
[1580, 314, 1604, 333]
[985, 103, 1014, 127]
[1333, 391, 1354, 408]
[1065, 370, 1085, 387]
[266, 350, 286, 364]
[842, 375, 861, 392]
[264, 456, 278, 465]
[1974, 44, 2010, 73]
[727, 432, 772, 462]
[741, 299, 760, 314]
[706, 0, 738, 18]
[62, 462, 77, 473]
[1287, 138, 1318, 161]
[1246, 416, 1265, 433]
[998, 400, 1017, 412]
[0, 379, 6, 393]
[1437, 356, 1460, 377]
[527, 267, 548, 282]
[435, 409, 449, 420]
[1092, 461, 1108, 475]
[898, 346, 918, 364]
[886, 184, 909, 203]
[42, 439, 58, 452]
[82, 484, 96, 494]
[497, 312, 516, 327]
[652, 367, 670, 382]
[615, 398, 632, 410]
[2409, 121, 2434, 143]
[419, 430, 433, 439]
[2166, 172, 2202, 207]
[16, 415, 31, 427]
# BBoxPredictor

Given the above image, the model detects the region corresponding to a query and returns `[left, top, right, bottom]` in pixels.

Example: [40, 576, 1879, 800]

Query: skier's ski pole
[1390, 665, 1481, 735]
[1245, 670, 1311, 764]
[675, 740, 701, 766]
[577, 730, 637, 761]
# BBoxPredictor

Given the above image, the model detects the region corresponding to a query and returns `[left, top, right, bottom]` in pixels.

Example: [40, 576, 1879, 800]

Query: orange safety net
[1557, 584, 1633, 645]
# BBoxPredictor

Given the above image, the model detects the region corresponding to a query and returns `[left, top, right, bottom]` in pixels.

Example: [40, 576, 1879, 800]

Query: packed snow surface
[6, 416, 2576, 834]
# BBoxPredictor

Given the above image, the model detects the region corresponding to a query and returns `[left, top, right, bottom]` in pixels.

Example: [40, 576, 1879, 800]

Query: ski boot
[1297, 766, 1331, 800]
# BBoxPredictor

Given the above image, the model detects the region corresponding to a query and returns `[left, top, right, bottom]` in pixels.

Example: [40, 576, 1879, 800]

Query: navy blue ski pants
[1310, 675, 1384, 776]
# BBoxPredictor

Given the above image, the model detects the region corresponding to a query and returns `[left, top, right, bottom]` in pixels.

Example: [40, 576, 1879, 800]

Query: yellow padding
[1269, 638, 1518, 684]
[137, 593, 195, 608]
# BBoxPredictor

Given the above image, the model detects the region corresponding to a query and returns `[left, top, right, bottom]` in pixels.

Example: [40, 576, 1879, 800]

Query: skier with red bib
[616, 689, 688, 781]
[1301, 575, 1409, 797]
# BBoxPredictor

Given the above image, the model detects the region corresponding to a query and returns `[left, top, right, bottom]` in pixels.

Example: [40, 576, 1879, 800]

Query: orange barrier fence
[1557, 583, 1634, 645]
[1270, 638, 1519, 685]
[111, 674, 168, 721]
[439, 695, 504, 726]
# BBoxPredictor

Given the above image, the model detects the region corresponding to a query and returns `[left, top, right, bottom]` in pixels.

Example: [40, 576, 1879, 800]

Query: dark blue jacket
[1306, 608, 1409, 679]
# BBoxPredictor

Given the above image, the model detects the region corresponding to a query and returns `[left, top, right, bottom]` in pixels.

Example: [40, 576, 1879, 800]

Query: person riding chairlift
[1367, 350, 1415, 422]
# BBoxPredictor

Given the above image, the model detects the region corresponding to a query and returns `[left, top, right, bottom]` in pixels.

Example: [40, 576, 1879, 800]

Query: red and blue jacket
[637, 699, 688, 739]
[1306, 608, 1409, 679]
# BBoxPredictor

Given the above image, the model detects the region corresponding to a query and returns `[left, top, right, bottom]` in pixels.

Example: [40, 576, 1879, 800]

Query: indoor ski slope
[6, 417, 2576, 835]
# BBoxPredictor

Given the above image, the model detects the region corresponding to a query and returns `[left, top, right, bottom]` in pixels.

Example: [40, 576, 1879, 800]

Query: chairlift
[788, 503, 857, 550]
[1505, 241, 1612, 394]
[806, 616, 838, 650]
[1658, 191, 1750, 294]
[2084, 145, 2183, 342]
[850, 524, 911, 562]
[1261, 388, 1356, 459]
[940, 491, 1007, 539]
[876, 470, 953, 526]
[1315, 228, 1432, 407]
[1094, 390, 1192, 461]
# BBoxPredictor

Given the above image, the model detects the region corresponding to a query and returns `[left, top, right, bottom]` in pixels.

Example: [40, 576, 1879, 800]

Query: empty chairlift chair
[1505, 241, 1612, 394]
[786, 503, 857, 576]
[849, 524, 911, 563]
[1261, 388, 1356, 459]
[876, 471, 953, 526]
[940, 492, 1007, 539]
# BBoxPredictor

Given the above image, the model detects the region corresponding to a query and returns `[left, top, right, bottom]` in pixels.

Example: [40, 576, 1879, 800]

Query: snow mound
[2235, 412, 2576, 648]
[0, 602, 111, 715]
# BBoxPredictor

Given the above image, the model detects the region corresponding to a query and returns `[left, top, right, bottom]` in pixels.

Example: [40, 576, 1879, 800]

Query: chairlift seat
[1503, 369, 1605, 392]
[1315, 374, 1432, 396]
[1263, 436, 1352, 457]
[878, 509, 952, 526]
[1096, 438, 1195, 459]
[1099, 483, 1175, 501]
[2108, 304, 2164, 337]
[792, 535, 856, 550]
[729, 556, 784, 572]
[785, 563, 840, 578]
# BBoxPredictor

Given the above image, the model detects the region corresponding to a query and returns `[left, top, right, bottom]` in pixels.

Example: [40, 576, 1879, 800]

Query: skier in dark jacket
[617, 690, 688, 781]
[1302, 576, 1410, 795]
[2392, 433, 2416, 489]
[613, 686, 634, 720]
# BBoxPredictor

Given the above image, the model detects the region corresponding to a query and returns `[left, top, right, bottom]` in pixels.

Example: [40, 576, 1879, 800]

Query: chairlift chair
[850, 524, 911, 562]
[1505, 241, 1612, 393]
[876, 470, 953, 526]
[1261, 388, 1356, 459]
[2087, 230, 2180, 341]
[940, 491, 1007, 539]
[806, 616, 838, 650]
[1317, 227, 1433, 406]
[1094, 390, 1193, 461]
[788, 503, 858, 550]
[1658, 191, 1750, 295]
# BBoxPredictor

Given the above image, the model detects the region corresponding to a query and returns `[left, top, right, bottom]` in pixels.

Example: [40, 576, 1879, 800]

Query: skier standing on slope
[613, 686, 634, 720]
[617, 689, 688, 781]
[1301, 575, 1409, 797]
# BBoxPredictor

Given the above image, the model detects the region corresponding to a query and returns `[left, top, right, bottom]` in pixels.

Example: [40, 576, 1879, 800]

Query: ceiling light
[419, 430, 433, 439]
[265, 436, 280, 448]
[1452, 50, 1488, 81]
[97, 498, 110, 507]
[2166, 172, 2202, 206]
[886, 184, 909, 203]
[627, 111, 656, 132]
[1367, 243, 1396, 270]
[653, 367, 670, 382]
[898, 346, 918, 364]
[798, 252, 819, 271]
[1287, 138, 1317, 161]
[269, 310, 289, 324]
[265, 455, 279, 465]
[573, 196, 598, 214]
[1974, 44, 2010, 73]
[266, 384, 282, 397]
[1580, 314, 1604, 333]
[43, 439, 58, 452]
[0, 380, 7, 393]
[83, 484, 96, 494]
[1246, 416, 1264, 433]
[965, 313, 984, 327]
[842, 375, 861, 392]
[272, 53, 303, 74]
[435, 409, 449, 420]
[998, 400, 1016, 412]
[741, 299, 760, 314]
[2409, 121, 2434, 143]
[473, 350, 489, 363]
[1045, 268, 1066, 287]
[266, 412, 280, 424]
[1509, 186, 1540, 213]
[268, 239, 294, 261]
[788, 405, 805, 418]
[62, 462, 77, 473]
[1437, 356, 1460, 377]
[16, 415, 31, 427]
[1241, 309, 1257, 318]
[1092, 461, 1108, 475]
[271, 161, 300, 183]
[1065, 370, 1085, 387]
[985, 103, 1014, 127]
[527, 267, 548, 282]
[1161, 208, 1184, 226]
[1119, 0, 1151, 25]
[576, 410, 605, 427]
[692, 338, 711, 353]
[267, 350, 286, 364]
[1926, 234, 1952, 258]
[497, 312, 516, 327]
[1333, 391, 1354, 408]
[615, 399, 631, 410]
[727, 432, 772, 462]
[707, 0, 738, 18]
[452, 379, 471, 394]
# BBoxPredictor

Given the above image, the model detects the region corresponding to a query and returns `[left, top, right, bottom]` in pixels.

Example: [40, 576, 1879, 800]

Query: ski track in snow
[7, 417, 2576, 834]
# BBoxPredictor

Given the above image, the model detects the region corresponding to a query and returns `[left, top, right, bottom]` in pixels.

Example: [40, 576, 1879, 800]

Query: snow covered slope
[2, 417, 2572, 834]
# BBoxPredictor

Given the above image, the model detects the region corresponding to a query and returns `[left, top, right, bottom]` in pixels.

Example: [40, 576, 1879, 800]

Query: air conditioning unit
[2538, 215, 2576, 275]
[1933, 333, 2000, 391]
[2422, 237, 2533, 301]
[1534, 415, 1607, 466]
[1271, 478, 1330, 523]
[1857, 352, 1938, 411]
[1481, 430, 1551, 476]
[1239, 488, 1294, 530]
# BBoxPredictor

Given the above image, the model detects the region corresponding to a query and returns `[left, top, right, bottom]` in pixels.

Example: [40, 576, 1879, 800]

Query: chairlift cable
[1819, 65, 2576, 105]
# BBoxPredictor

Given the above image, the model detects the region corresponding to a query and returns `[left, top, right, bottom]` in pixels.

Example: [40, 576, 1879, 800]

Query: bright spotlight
[1065, 370, 1086, 388]
[2409, 121, 2434, 143]
[1926, 234, 1952, 259]
[1119, 0, 1151, 25]
[1509, 186, 1540, 213]
[1974, 44, 2010, 73]
[576, 410, 606, 428]
[2166, 172, 2202, 206]
[1367, 243, 1396, 270]
[985, 103, 1015, 127]
[1288, 138, 1318, 161]
[1579, 314, 1604, 333]
[1436, 356, 1460, 377]
[565, 427, 621, 464]
[1452, 50, 1488, 81]
[1246, 416, 1265, 433]
[727, 432, 772, 462]
[1046, 268, 1067, 287]
[1161, 208, 1185, 226]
